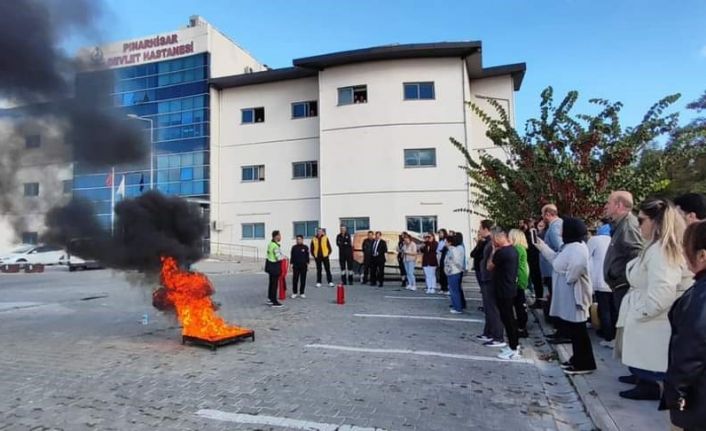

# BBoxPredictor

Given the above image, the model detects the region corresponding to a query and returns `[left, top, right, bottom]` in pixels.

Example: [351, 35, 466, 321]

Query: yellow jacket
[311, 235, 331, 258]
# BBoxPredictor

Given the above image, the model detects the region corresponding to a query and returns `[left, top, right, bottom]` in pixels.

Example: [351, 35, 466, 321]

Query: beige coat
[617, 242, 692, 372]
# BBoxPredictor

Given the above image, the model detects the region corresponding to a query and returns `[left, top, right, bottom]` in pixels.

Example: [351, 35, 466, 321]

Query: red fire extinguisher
[336, 283, 345, 305]
[279, 259, 289, 300]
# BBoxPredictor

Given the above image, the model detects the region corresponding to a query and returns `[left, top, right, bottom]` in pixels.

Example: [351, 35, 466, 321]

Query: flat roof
[292, 42, 482, 70]
[210, 67, 317, 89]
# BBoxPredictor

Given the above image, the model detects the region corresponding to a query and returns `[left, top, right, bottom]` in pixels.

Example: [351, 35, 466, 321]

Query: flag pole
[110, 166, 115, 235]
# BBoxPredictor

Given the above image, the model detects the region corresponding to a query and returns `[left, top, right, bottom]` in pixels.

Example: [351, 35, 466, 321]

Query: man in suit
[361, 231, 375, 284]
[369, 231, 388, 287]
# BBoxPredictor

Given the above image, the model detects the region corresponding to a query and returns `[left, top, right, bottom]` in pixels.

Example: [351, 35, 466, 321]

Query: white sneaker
[599, 340, 615, 349]
[444, 291, 451, 296]
[426, 290, 436, 295]
[291, 294, 298, 299]
[299, 294, 306, 299]
[498, 348, 521, 360]
[316, 283, 322, 288]
[328, 282, 335, 287]
[450, 309, 462, 314]
[475, 335, 492, 342]
[408, 287, 417, 291]
[483, 340, 507, 348]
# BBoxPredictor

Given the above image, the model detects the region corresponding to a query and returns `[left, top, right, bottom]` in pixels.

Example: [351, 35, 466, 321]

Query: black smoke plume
[0, 0, 147, 243]
[44, 192, 207, 273]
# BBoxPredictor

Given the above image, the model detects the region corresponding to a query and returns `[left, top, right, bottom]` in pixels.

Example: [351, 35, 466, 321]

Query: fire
[159, 256, 251, 341]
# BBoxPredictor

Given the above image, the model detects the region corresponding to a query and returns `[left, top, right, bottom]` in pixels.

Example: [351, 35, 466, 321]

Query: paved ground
[0, 263, 594, 430]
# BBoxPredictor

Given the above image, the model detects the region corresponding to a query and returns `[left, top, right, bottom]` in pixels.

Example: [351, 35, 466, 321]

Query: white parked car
[0, 244, 66, 266]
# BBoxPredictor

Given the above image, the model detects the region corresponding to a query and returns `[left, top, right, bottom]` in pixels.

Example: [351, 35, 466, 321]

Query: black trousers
[371, 257, 385, 286]
[315, 257, 332, 283]
[437, 264, 448, 291]
[595, 291, 616, 341]
[339, 252, 354, 283]
[559, 319, 597, 370]
[268, 273, 279, 303]
[362, 258, 372, 283]
[398, 258, 406, 284]
[529, 259, 543, 301]
[459, 272, 467, 309]
[514, 289, 528, 330]
[292, 266, 307, 294]
[497, 296, 519, 350]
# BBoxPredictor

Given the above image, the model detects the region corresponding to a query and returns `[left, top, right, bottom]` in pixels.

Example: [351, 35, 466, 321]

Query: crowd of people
[261, 191, 706, 431]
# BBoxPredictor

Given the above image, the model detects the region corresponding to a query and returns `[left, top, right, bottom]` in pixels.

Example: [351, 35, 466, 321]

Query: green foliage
[453, 86, 684, 227]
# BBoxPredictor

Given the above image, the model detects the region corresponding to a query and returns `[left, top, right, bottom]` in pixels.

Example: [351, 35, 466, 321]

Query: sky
[85, 0, 706, 129]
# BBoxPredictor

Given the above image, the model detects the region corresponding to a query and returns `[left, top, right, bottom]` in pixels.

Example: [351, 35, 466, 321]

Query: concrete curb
[531, 309, 618, 431]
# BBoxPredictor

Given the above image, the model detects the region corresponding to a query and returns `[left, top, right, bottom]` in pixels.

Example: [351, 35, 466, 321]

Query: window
[21, 232, 38, 245]
[338, 85, 367, 105]
[340, 217, 370, 234]
[23, 182, 39, 197]
[292, 101, 318, 118]
[242, 107, 265, 124]
[292, 161, 318, 179]
[403, 82, 435, 100]
[242, 165, 265, 182]
[293, 221, 318, 238]
[63, 180, 72, 194]
[242, 223, 265, 239]
[25, 135, 40, 149]
[404, 148, 436, 168]
[406, 216, 437, 234]
[180, 167, 194, 181]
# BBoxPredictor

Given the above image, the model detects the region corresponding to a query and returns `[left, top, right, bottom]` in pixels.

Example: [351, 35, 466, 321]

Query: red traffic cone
[336, 283, 345, 305]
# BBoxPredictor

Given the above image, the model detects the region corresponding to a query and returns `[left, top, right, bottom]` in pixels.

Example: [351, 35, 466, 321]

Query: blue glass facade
[73, 53, 210, 227]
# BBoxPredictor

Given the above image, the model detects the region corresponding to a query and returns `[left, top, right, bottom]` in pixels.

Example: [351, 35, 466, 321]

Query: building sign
[84, 26, 209, 69]
[104, 34, 195, 67]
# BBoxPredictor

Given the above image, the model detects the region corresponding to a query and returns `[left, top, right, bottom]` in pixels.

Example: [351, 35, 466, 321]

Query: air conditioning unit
[244, 66, 254, 74]
[212, 220, 224, 231]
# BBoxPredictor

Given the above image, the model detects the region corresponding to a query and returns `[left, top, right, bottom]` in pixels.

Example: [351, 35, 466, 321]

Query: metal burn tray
[182, 330, 255, 350]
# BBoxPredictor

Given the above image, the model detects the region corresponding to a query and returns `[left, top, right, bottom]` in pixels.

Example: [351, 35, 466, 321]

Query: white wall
[208, 25, 266, 78]
[211, 77, 320, 254]
[317, 58, 472, 240]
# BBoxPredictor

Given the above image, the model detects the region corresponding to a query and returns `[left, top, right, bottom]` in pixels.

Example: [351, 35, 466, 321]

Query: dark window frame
[292, 161, 318, 179]
[339, 217, 370, 234]
[291, 100, 318, 119]
[241, 222, 265, 239]
[293, 220, 319, 238]
[337, 85, 368, 106]
[241, 165, 265, 182]
[406, 215, 438, 234]
[23, 182, 39, 197]
[241, 107, 265, 124]
[403, 82, 435, 100]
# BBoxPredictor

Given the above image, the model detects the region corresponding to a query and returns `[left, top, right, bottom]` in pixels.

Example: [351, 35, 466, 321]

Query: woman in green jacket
[510, 229, 530, 337]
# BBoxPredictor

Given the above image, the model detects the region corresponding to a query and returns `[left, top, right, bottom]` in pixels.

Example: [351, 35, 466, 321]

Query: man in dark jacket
[361, 231, 374, 284]
[336, 225, 354, 285]
[290, 235, 310, 298]
[474, 220, 505, 347]
[603, 191, 643, 310]
[369, 231, 388, 287]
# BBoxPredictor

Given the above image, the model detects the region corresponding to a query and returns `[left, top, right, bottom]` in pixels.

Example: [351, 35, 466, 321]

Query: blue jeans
[404, 261, 416, 288]
[447, 273, 463, 311]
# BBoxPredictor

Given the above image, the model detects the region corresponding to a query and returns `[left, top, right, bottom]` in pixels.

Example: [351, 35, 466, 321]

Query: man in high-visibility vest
[265, 230, 285, 307]
[311, 228, 334, 287]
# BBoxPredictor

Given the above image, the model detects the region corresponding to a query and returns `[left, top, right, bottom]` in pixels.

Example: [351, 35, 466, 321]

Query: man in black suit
[361, 231, 374, 284]
[369, 231, 388, 287]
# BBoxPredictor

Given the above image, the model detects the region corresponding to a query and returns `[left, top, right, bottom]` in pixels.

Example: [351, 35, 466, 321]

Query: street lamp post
[127, 114, 155, 190]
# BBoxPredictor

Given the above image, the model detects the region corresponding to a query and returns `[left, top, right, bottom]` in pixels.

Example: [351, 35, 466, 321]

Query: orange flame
[160, 256, 251, 341]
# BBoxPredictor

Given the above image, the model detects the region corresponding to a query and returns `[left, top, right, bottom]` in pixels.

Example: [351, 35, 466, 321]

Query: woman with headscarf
[535, 217, 596, 375]
[616, 198, 692, 400]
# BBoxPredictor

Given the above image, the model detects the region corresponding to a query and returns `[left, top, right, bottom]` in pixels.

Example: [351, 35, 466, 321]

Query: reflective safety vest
[312, 235, 330, 258]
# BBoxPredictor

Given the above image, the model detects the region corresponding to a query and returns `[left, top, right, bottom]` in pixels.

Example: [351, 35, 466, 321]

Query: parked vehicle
[0, 244, 66, 266]
[63, 238, 103, 271]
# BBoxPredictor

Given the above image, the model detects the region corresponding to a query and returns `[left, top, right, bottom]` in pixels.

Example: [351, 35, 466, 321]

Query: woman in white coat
[536, 217, 596, 375]
[616, 198, 692, 401]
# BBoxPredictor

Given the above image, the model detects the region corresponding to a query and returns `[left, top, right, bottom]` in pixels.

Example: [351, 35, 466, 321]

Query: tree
[452, 87, 684, 228]
[662, 91, 706, 196]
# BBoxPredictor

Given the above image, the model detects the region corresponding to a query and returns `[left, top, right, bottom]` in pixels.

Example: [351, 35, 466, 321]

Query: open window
[242, 107, 265, 124]
[338, 85, 367, 105]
